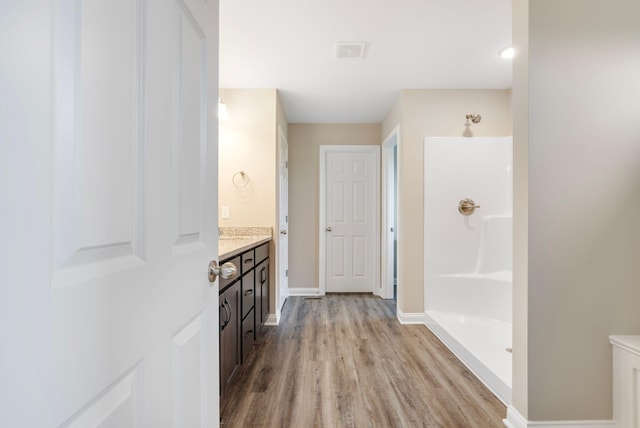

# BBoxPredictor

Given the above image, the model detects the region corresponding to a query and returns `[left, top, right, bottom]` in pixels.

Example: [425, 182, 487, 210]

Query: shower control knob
[458, 198, 480, 216]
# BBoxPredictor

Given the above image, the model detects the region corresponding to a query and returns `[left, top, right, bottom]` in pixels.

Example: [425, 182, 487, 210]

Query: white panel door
[322, 147, 379, 293]
[0, 0, 220, 427]
[278, 127, 289, 313]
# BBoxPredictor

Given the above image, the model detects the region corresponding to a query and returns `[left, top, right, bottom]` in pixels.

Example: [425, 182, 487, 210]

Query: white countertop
[219, 236, 271, 260]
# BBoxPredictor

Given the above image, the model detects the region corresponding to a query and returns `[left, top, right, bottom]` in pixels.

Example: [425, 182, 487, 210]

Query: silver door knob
[280, 230, 287, 235]
[208, 261, 237, 283]
[326, 226, 332, 232]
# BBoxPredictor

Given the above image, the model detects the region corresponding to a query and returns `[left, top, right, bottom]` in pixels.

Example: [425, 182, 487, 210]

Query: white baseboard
[396, 309, 425, 324]
[504, 407, 528, 428]
[288, 287, 323, 296]
[264, 313, 279, 326]
[504, 406, 616, 428]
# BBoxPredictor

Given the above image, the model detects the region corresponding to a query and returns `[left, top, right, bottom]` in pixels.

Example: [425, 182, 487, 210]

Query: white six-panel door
[0, 0, 220, 426]
[320, 146, 380, 294]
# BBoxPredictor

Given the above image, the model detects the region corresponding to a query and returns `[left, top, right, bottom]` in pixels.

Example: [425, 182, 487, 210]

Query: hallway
[220, 294, 505, 427]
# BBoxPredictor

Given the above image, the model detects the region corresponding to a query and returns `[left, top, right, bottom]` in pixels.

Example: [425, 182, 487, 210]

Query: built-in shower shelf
[610, 335, 640, 427]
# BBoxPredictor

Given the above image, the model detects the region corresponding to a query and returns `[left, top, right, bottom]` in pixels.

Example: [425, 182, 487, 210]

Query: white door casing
[319, 146, 380, 294]
[277, 126, 289, 316]
[0, 0, 220, 426]
[381, 125, 400, 300]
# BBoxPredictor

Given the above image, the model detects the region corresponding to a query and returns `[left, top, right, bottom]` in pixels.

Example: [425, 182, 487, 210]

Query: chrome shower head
[466, 114, 481, 124]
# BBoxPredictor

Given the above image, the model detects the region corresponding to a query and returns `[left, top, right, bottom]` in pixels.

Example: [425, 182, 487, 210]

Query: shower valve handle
[458, 198, 480, 216]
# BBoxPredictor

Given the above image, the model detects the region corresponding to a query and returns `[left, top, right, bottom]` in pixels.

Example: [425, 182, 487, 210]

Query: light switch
[221, 206, 230, 219]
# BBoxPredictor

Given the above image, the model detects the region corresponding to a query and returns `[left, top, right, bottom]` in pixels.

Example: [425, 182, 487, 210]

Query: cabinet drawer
[241, 308, 255, 362]
[219, 255, 240, 291]
[255, 242, 269, 264]
[241, 270, 255, 319]
[241, 250, 255, 273]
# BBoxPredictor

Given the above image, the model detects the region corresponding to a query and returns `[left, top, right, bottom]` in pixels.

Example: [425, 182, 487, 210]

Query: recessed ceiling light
[500, 46, 514, 59]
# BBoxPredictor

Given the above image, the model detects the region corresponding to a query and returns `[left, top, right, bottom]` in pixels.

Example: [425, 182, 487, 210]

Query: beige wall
[518, 0, 640, 421]
[512, 0, 529, 419]
[219, 88, 277, 228]
[288, 124, 381, 289]
[219, 88, 288, 314]
[381, 90, 512, 314]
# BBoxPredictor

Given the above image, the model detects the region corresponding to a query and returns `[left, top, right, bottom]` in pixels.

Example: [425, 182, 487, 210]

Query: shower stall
[423, 136, 513, 404]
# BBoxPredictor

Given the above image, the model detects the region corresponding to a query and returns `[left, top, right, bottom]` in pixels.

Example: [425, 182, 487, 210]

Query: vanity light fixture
[218, 97, 229, 121]
[499, 46, 514, 59]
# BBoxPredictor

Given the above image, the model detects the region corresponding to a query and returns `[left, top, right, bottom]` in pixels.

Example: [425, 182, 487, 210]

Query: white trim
[396, 310, 425, 325]
[381, 125, 400, 300]
[288, 287, 323, 297]
[504, 407, 529, 428]
[264, 313, 279, 326]
[319, 145, 380, 295]
[609, 334, 640, 357]
[276, 125, 289, 322]
[503, 406, 615, 428]
[425, 311, 512, 405]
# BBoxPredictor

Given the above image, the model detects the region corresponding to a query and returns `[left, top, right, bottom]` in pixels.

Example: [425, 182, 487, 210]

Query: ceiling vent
[335, 42, 367, 60]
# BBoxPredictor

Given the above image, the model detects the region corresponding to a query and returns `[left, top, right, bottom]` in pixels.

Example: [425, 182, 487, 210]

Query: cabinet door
[241, 270, 255, 319]
[220, 281, 240, 399]
[260, 260, 269, 325]
[255, 262, 263, 327]
[241, 308, 255, 362]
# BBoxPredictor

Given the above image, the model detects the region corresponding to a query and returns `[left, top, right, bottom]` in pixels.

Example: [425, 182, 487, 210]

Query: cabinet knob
[208, 261, 237, 283]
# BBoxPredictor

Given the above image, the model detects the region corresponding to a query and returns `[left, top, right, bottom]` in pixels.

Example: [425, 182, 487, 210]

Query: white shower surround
[423, 136, 513, 405]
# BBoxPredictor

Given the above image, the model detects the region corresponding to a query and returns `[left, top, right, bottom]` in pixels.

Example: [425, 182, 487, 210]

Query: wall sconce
[218, 97, 229, 121]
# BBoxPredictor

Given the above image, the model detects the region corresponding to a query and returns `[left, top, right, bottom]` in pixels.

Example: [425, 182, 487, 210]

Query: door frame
[319, 145, 381, 295]
[381, 125, 400, 299]
[275, 124, 289, 322]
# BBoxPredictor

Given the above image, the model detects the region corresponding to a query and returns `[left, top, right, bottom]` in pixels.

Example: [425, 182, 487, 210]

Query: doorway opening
[382, 126, 399, 301]
[277, 125, 289, 318]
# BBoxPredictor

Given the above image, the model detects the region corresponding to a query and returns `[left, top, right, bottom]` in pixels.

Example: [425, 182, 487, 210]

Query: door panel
[64, 366, 142, 428]
[0, 0, 220, 426]
[171, 311, 207, 428]
[174, 9, 205, 250]
[323, 148, 379, 293]
[352, 235, 366, 277]
[331, 236, 346, 277]
[52, 0, 145, 288]
[331, 182, 345, 222]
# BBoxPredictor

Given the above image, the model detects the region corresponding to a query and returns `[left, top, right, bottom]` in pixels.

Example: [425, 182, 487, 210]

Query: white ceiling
[220, 0, 512, 124]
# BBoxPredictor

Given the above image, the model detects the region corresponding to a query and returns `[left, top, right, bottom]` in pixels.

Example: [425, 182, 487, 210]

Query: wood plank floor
[220, 294, 506, 427]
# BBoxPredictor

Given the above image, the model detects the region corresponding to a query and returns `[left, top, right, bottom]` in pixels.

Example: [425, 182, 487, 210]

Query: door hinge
[285, 161, 288, 169]
[286, 269, 288, 277]
[285, 215, 288, 223]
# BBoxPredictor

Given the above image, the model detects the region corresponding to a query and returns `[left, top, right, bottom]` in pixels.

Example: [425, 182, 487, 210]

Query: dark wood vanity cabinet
[219, 281, 240, 398]
[219, 241, 270, 400]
